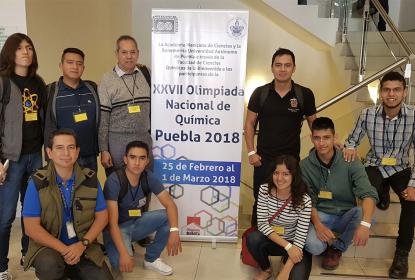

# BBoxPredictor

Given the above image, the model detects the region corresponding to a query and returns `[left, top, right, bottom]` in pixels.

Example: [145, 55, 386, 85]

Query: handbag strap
[268, 196, 292, 223]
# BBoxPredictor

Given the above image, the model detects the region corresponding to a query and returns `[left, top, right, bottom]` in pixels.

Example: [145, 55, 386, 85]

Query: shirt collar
[56, 172, 75, 188]
[377, 103, 406, 120]
[114, 64, 139, 77]
[58, 76, 84, 90]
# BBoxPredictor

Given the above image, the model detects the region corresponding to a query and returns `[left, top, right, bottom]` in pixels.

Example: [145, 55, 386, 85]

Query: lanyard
[58, 181, 75, 220]
[121, 73, 137, 102]
[129, 183, 140, 202]
[383, 116, 401, 154]
[318, 164, 330, 190]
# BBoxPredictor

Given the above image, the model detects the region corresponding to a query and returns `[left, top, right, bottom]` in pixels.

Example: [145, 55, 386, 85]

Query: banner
[151, 9, 248, 242]
[0, 0, 27, 50]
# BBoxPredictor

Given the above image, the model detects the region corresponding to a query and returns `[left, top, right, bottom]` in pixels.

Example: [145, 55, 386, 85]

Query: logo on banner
[152, 15, 178, 33]
[227, 17, 247, 39]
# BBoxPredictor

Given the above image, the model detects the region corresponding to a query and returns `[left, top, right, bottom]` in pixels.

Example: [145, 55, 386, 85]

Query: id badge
[25, 112, 38, 122]
[73, 111, 88, 123]
[128, 104, 140, 114]
[318, 190, 333, 199]
[272, 226, 285, 235]
[128, 209, 142, 217]
[66, 221, 77, 239]
[381, 157, 397, 166]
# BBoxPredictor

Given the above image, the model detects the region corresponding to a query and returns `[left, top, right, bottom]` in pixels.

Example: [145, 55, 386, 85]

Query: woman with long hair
[247, 155, 312, 280]
[0, 33, 46, 279]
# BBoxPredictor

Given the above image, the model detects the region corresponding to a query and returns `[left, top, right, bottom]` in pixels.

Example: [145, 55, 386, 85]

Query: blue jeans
[103, 209, 169, 269]
[0, 151, 42, 272]
[77, 155, 98, 172]
[305, 207, 362, 255]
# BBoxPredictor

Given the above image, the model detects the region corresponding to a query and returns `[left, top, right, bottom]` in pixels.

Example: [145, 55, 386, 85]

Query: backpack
[254, 82, 305, 130]
[0, 76, 11, 160]
[115, 168, 151, 212]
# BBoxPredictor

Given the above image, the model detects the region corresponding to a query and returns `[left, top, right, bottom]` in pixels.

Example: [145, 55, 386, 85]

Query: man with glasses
[244, 48, 316, 226]
[301, 117, 378, 271]
[344, 71, 415, 278]
[98, 35, 151, 176]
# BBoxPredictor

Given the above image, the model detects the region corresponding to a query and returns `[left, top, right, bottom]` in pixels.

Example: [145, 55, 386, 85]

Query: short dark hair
[271, 48, 296, 66]
[380, 71, 406, 89]
[311, 117, 335, 134]
[61, 47, 85, 63]
[125, 140, 149, 156]
[0, 33, 38, 77]
[116, 35, 138, 52]
[47, 128, 78, 149]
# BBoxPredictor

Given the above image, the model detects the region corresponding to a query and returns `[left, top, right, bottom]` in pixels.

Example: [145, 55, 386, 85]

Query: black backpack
[0, 76, 11, 160]
[254, 82, 305, 130]
[115, 168, 151, 212]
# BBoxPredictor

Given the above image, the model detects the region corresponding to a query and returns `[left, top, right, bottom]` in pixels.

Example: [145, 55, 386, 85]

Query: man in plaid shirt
[344, 71, 415, 279]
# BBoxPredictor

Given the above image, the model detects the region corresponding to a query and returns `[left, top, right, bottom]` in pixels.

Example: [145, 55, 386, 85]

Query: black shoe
[376, 187, 390, 210]
[389, 249, 408, 279]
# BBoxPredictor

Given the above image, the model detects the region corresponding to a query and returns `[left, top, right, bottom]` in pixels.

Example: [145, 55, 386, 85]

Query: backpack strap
[253, 82, 272, 131]
[138, 65, 151, 87]
[293, 83, 305, 116]
[115, 168, 150, 201]
[0, 76, 11, 160]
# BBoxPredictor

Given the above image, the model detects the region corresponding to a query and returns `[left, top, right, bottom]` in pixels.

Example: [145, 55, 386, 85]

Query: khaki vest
[24, 162, 105, 270]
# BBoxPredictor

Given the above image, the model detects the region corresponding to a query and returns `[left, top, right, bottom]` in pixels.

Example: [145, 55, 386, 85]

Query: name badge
[66, 221, 77, 239]
[381, 157, 397, 166]
[272, 226, 285, 235]
[73, 112, 88, 123]
[25, 112, 38, 122]
[128, 105, 140, 114]
[318, 190, 333, 199]
[128, 209, 142, 217]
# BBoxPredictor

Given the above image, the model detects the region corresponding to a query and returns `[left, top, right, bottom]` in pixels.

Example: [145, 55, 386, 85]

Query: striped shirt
[345, 104, 415, 187]
[257, 184, 312, 249]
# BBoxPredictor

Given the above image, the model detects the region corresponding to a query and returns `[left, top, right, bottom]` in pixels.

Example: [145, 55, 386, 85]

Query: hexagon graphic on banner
[168, 184, 184, 199]
[161, 144, 175, 159]
[193, 210, 213, 229]
[206, 217, 225, 236]
[200, 186, 220, 206]
[221, 215, 238, 236]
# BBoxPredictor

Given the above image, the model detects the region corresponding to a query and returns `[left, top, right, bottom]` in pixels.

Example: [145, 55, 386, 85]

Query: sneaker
[321, 246, 342, 270]
[0, 270, 12, 280]
[143, 258, 173, 276]
[20, 255, 24, 267]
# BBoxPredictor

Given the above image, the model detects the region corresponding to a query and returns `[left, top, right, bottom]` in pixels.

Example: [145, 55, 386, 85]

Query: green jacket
[300, 148, 379, 215]
[24, 162, 105, 270]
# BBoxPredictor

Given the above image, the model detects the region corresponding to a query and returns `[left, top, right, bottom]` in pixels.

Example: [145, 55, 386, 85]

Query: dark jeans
[370, 0, 389, 31]
[32, 247, 113, 280]
[0, 151, 42, 272]
[246, 230, 312, 279]
[77, 155, 98, 172]
[252, 158, 275, 226]
[365, 166, 414, 252]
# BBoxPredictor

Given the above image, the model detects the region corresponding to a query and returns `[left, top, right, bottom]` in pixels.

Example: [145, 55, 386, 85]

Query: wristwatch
[81, 238, 90, 247]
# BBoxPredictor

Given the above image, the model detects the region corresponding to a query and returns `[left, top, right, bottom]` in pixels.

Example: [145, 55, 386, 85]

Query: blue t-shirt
[55, 78, 98, 157]
[104, 170, 164, 224]
[23, 173, 106, 245]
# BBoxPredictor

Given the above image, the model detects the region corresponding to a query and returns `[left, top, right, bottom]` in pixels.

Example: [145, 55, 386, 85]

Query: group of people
[244, 48, 414, 279]
[0, 33, 181, 280]
[0, 30, 413, 280]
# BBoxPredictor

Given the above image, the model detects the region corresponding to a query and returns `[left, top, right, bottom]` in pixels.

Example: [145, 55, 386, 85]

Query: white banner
[0, 0, 27, 50]
[151, 9, 248, 242]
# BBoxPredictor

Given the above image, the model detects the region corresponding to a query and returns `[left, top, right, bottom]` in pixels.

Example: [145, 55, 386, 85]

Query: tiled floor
[7, 221, 415, 280]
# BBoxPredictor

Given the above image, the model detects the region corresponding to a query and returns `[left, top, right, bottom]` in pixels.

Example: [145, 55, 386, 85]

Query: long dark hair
[0, 33, 38, 77]
[267, 155, 308, 210]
